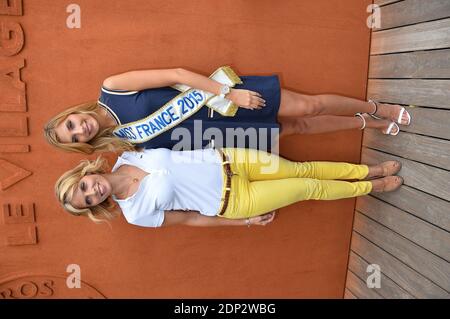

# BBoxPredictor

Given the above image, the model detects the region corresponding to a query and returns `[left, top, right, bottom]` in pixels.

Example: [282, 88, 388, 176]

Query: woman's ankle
[366, 165, 382, 179]
[370, 178, 383, 192]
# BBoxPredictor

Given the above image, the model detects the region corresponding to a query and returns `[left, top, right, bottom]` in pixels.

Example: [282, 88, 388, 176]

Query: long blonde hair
[55, 156, 118, 223]
[44, 101, 136, 154]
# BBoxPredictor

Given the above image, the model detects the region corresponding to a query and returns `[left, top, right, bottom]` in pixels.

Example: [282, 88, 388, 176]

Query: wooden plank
[371, 18, 450, 54]
[374, 0, 402, 6]
[368, 80, 450, 109]
[375, 0, 450, 31]
[345, 270, 382, 299]
[371, 185, 450, 232]
[362, 147, 450, 200]
[369, 49, 450, 78]
[401, 107, 450, 140]
[363, 129, 450, 170]
[351, 231, 448, 298]
[348, 251, 415, 298]
[356, 196, 450, 261]
[344, 288, 357, 299]
[354, 212, 450, 290]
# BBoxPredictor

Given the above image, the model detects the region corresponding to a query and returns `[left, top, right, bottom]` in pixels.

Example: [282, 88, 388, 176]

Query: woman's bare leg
[278, 88, 410, 123]
[279, 114, 397, 137]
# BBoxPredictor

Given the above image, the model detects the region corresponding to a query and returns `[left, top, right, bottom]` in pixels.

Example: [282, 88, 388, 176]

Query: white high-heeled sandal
[384, 122, 400, 136]
[355, 112, 366, 130]
[368, 99, 412, 126]
[355, 112, 399, 136]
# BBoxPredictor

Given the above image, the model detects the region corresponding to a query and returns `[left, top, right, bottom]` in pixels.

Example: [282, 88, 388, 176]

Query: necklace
[132, 177, 139, 183]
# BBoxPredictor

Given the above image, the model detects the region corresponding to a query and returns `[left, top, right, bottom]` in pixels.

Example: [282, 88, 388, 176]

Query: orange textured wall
[0, 0, 371, 298]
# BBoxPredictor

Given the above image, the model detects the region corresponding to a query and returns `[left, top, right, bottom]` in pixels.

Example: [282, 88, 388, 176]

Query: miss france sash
[113, 66, 243, 144]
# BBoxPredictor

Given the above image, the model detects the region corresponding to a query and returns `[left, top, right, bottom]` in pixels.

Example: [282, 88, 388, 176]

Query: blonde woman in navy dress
[44, 66, 411, 153]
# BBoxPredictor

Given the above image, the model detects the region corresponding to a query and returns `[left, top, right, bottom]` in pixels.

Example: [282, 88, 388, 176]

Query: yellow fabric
[218, 148, 372, 219]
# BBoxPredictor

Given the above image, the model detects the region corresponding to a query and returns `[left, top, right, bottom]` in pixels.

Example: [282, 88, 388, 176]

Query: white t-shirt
[111, 148, 223, 227]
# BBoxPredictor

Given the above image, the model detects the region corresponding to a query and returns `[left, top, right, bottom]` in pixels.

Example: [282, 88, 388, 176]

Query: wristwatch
[219, 84, 230, 98]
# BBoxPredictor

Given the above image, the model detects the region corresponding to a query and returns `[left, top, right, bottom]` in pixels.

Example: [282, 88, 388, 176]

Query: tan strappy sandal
[368, 161, 402, 179]
[371, 176, 404, 193]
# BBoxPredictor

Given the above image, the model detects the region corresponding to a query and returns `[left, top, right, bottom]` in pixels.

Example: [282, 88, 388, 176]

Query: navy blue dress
[97, 75, 281, 151]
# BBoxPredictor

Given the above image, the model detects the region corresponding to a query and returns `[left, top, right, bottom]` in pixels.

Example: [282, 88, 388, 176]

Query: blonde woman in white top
[55, 148, 403, 227]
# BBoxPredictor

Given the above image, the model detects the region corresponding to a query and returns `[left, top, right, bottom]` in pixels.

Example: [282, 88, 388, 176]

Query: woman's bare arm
[161, 210, 276, 227]
[102, 68, 265, 109]
[102, 68, 222, 94]
[102, 68, 181, 91]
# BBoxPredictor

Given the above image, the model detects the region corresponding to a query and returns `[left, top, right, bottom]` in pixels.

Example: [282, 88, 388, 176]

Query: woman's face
[70, 174, 112, 209]
[55, 113, 99, 144]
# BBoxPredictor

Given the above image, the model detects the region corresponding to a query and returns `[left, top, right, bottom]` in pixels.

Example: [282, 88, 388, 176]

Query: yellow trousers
[219, 148, 372, 219]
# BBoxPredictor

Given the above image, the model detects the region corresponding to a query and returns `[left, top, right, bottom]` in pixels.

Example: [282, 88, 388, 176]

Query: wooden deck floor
[344, 0, 450, 299]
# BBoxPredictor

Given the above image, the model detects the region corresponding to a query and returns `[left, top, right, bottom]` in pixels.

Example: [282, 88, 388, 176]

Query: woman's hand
[226, 89, 266, 110]
[248, 211, 276, 226]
